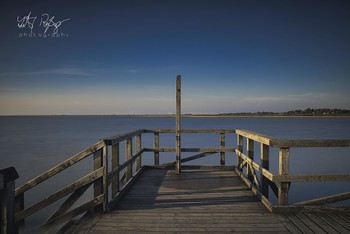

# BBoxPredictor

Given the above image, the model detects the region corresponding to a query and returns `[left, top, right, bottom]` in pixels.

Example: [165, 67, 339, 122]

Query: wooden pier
[64, 166, 348, 234]
[1, 78, 350, 233]
[2, 128, 347, 233]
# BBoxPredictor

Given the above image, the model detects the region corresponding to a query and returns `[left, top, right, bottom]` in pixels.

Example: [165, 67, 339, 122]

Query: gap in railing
[285, 147, 350, 205]
[288, 182, 350, 205]
[17, 155, 94, 231]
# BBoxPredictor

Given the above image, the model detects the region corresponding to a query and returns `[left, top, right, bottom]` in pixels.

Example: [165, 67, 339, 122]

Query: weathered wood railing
[235, 129, 350, 212]
[14, 140, 107, 228]
[13, 129, 236, 231]
[12, 128, 350, 231]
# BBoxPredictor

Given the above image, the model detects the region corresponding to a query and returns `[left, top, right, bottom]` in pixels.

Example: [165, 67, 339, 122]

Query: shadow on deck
[66, 167, 350, 233]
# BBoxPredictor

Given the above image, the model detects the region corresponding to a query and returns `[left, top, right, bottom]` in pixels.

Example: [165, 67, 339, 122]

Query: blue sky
[0, 0, 349, 115]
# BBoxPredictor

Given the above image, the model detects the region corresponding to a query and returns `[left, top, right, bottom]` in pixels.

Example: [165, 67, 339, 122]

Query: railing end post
[1, 167, 20, 234]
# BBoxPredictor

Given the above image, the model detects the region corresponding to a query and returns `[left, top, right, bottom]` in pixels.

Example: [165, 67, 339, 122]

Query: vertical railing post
[220, 133, 225, 166]
[93, 149, 103, 211]
[237, 135, 243, 170]
[111, 143, 120, 197]
[102, 146, 108, 211]
[0, 167, 19, 234]
[176, 75, 181, 173]
[14, 193, 24, 230]
[247, 139, 254, 181]
[154, 133, 159, 166]
[278, 147, 290, 206]
[136, 134, 142, 170]
[260, 143, 269, 198]
[126, 138, 133, 181]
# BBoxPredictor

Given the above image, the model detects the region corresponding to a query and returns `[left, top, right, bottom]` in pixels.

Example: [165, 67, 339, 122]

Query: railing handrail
[103, 129, 145, 145]
[15, 140, 105, 196]
[13, 128, 350, 231]
[236, 129, 350, 147]
[235, 128, 350, 212]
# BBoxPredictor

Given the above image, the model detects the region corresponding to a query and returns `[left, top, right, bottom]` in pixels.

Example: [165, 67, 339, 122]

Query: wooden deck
[66, 167, 350, 233]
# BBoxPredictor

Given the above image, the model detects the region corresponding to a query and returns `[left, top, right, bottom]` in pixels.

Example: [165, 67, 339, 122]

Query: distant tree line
[218, 108, 350, 116]
[284, 108, 350, 116]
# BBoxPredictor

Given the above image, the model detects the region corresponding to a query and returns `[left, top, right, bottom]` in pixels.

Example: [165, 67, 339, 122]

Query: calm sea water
[1, 116, 349, 230]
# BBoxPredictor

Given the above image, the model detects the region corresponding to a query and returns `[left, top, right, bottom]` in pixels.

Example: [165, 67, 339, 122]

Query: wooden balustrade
[9, 128, 350, 232]
[235, 129, 350, 212]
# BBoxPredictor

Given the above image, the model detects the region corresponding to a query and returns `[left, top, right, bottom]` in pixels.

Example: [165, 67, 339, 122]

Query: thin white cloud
[0, 67, 93, 77]
[127, 69, 138, 73]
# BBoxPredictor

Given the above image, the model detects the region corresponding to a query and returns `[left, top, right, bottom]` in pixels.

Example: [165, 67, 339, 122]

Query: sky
[0, 0, 349, 115]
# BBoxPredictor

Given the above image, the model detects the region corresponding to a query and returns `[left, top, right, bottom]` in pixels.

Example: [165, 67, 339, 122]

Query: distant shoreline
[1, 114, 350, 118]
[139, 114, 350, 118]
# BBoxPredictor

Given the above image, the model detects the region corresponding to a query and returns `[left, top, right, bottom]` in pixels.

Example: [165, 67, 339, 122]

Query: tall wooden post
[176, 75, 181, 173]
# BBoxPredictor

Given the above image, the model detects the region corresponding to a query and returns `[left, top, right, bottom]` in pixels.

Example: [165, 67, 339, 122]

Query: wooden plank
[330, 213, 350, 231]
[281, 213, 313, 234]
[273, 205, 350, 213]
[247, 138, 254, 181]
[154, 133, 159, 165]
[15, 167, 104, 222]
[136, 134, 142, 170]
[248, 163, 260, 190]
[235, 149, 274, 182]
[293, 213, 324, 234]
[43, 194, 104, 227]
[147, 129, 235, 134]
[1, 181, 16, 234]
[125, 138, 133, 181]
[237, 134, 243, 169]
[260, 143, 269, 198]
[15, 140, 105, 196]
[103, 129, 145, 145]
[220, 133, 225, 165]
[14, 192, 24, 228]
[183, 148, 235, 152]
[102, 146, 108, 211]
[274, 174, 350, 182]
[108, 150, 144, 176]
[275, 139, 350, 148]
[235, 167, 274, 212]
[276, 214, 302, 234]
[304, 213, 335, 233]
[143, 147, 235, 153]
[318, 213, 350, 233]
[44, 183, 90, 224]
[278, 147, 289, 206]
[93, 149, 103, 202]
[235, 129, 273, 146]
[162, 152, 216, 166]
[107, 167, 146, 210]
[84, 168, 294, 234]
[235, 129, 350, 147]
[111, 143, 119, 197]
